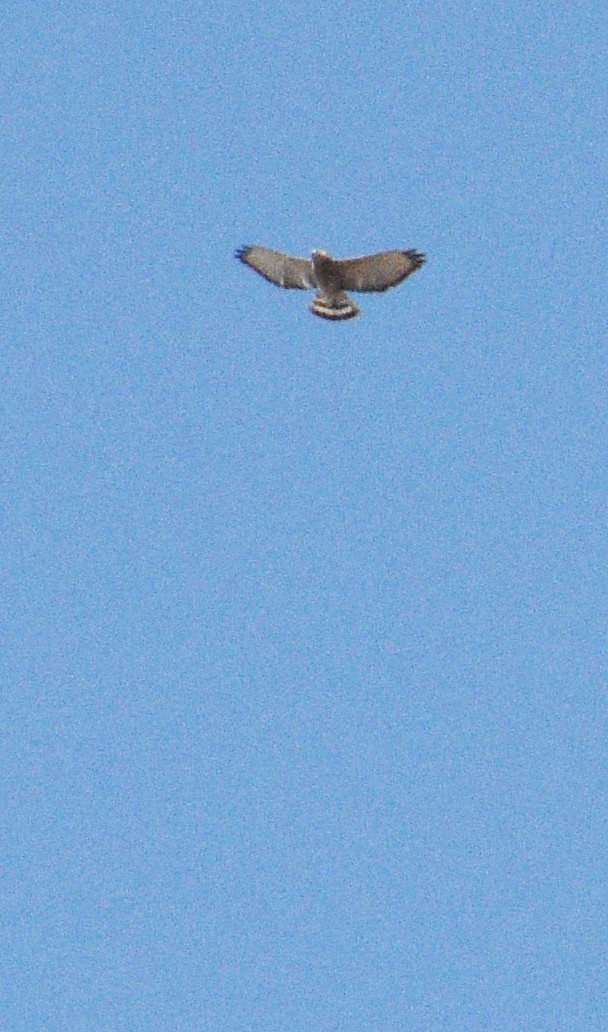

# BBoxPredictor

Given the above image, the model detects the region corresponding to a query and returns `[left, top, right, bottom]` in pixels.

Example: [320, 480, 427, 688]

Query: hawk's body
[236, 246, 425, 320]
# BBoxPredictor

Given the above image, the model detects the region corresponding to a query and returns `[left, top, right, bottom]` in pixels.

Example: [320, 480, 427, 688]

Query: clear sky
[2, 3, 607, 1030]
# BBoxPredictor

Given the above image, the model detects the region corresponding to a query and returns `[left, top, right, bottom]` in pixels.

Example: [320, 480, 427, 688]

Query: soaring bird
[236, 245, 425, 320]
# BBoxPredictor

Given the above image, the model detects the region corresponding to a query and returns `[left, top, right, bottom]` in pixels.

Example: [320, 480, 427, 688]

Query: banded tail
[309, 291, 361, 321]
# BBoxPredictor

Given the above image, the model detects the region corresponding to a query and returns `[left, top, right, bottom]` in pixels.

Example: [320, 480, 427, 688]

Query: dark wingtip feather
[235, 246, 251, 261]
[404, 249, 426, 268]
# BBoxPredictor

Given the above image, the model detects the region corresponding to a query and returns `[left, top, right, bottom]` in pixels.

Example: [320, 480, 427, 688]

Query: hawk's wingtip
[235, 245, 250, 261]
[405, 249, 426, 266]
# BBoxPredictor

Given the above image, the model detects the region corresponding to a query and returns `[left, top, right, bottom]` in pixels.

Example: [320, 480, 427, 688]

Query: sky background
[2, 2, 607, 1030]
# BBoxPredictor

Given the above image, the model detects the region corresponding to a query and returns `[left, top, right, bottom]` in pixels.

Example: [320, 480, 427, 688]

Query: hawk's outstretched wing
[236, 246, 316, 290]
[335, 250, 425, 293]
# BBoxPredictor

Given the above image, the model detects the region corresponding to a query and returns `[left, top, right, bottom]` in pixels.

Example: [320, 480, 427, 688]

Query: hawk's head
[311, 249, 329, 260]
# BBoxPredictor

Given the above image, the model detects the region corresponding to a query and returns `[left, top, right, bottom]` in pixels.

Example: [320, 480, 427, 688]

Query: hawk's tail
[309, 292, 360, 321]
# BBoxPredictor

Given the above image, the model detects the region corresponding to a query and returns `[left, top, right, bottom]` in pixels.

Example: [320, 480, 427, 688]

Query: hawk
[235, 245, 425, 321]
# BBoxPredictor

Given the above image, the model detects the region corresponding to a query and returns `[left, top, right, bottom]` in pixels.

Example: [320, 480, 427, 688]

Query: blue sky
[2, 2, 607, 1029]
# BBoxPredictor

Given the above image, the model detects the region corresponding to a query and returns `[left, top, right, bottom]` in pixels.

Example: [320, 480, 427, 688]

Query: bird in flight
[236, 245, 425, 321]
